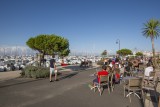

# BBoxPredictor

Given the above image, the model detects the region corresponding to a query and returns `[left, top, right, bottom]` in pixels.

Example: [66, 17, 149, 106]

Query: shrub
[21, 65, 50, 78]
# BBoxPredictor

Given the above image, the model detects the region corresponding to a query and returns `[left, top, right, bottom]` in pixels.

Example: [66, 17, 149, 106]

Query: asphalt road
[0, 68, 143, 107]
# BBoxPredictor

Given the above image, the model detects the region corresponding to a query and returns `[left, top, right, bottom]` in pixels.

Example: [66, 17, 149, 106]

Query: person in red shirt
[96, 68, 109, 83]
[89, 65, 109, 89]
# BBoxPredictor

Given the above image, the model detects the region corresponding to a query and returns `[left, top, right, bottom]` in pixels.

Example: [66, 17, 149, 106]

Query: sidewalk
[0, 64, 158, 107]
[0, 68, 142, 107]
[0, 63, 100, 82]
[0, 70, 21, 82]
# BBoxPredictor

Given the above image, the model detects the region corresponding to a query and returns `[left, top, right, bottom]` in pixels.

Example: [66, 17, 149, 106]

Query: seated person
[120, 64, 125, 74]
[103, 58, 108, 65]
[109, 62, 113, 68]
[143, 63, 154, 85]
[113, 64, 120, 73]
[132, 59, 139, 70]
[144, 63, 153, 77]
[106, 65, 113, 82]
[89, 65, 109, 89]
[112, 67, 120, 84]
[106, 65, 112, 74]
[114, 69, 120, 83]
[124, 65, 131, 77]
[120, 64, 125, 80]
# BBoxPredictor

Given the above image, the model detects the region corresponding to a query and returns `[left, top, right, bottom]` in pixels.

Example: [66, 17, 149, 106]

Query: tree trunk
[151, 37, 157, 68]
[52, 54, 55, 58]
[39, 52, 45, 67]
[62, 56, 64, 64]
[42, 52, 45, 66]
[37, 53, 41, 67]
[40, 53, 42, 66]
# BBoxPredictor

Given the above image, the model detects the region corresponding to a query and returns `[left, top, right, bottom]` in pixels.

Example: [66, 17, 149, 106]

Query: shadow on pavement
[0, 71, 79, 89]
[0, 78, 44, 88]
[58, 72, 79, 81]
[0, 66, 97, 90]
[61, 65, 95, 71]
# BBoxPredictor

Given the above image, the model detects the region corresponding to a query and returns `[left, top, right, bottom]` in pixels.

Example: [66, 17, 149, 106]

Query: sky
[0, 0, 160, 55]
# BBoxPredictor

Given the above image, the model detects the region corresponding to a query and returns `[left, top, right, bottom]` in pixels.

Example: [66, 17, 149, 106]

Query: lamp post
[116, 39, 120, 50]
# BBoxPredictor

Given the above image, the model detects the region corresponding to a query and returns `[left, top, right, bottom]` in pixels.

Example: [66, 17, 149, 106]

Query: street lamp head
[116, 39, 120, 50]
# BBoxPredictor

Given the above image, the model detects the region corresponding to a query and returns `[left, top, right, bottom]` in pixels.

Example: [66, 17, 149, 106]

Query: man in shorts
[49, 58, 57, 82]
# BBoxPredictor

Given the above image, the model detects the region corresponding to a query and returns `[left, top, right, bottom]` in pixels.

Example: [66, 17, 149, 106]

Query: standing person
[49, 57, 57, 82]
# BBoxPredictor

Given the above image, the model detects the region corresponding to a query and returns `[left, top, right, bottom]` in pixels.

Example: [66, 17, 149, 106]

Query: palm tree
[142, 19, 160, 67]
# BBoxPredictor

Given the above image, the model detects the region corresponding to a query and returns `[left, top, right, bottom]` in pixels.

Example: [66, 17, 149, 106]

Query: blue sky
[0, 0, 160, 55]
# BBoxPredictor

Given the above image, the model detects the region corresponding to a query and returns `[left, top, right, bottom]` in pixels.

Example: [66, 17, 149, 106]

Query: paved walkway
[0, 70, 21, 82]
[0, 63, 99, 82]
[0, 64, 158, 107]
[0, 67, 144, 107]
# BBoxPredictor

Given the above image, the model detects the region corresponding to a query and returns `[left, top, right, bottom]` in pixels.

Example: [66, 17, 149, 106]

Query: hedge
[21, 66, 50, 78]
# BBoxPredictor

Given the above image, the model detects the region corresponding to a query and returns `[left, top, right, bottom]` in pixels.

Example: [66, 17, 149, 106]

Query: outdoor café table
[122, 76, 139, 84]
[123, 75, 144, 83]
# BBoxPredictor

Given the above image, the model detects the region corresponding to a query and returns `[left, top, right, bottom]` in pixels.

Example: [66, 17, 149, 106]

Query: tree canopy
[101, 50, 107, 57]
[142, 19, 160, 67]
[142, 19, 160, 39]
[136, 52, 143, 56]
[26, 34, 70, 57]
[116, 48, 132, 56]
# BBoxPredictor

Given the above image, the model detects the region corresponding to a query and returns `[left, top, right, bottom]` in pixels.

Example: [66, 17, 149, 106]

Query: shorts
[50, 68, 55, 74]
[93, 78, 98, 83]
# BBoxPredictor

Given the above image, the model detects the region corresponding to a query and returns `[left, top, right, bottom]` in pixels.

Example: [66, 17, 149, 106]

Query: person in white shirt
[109, 62, 113, 68]
[144, 63, 153, 77]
